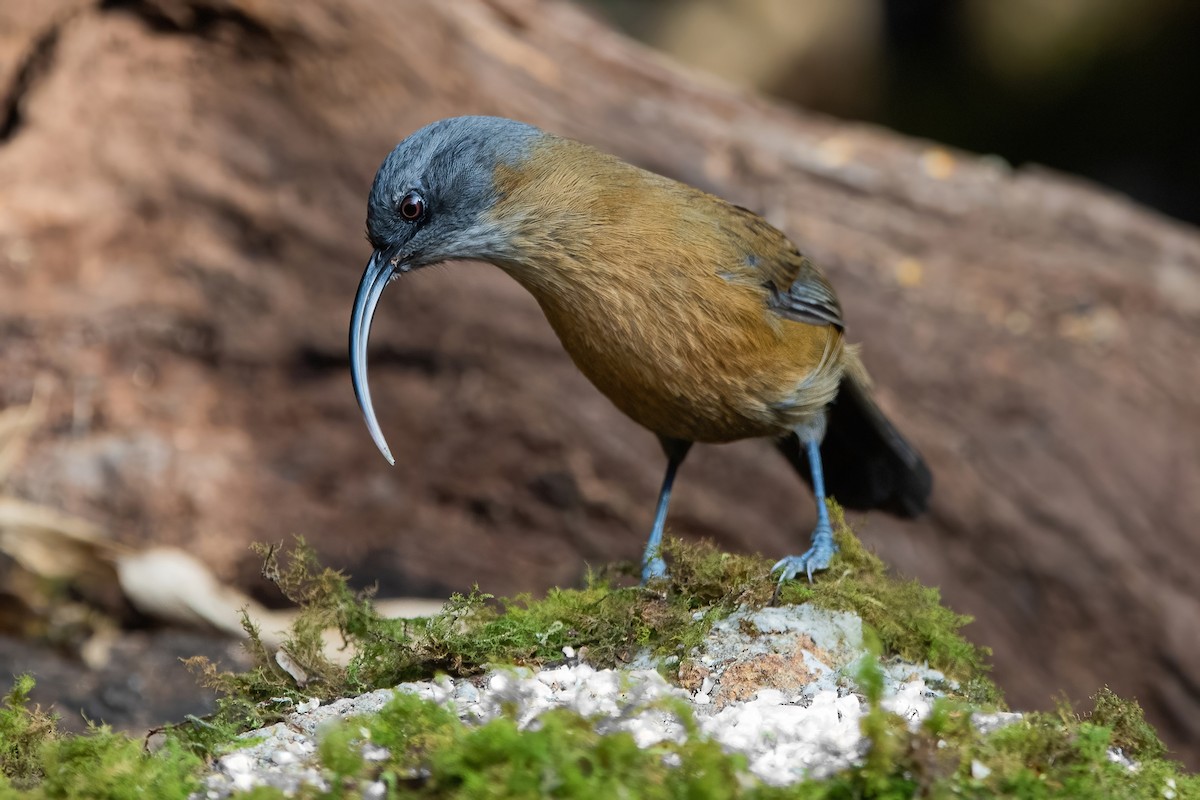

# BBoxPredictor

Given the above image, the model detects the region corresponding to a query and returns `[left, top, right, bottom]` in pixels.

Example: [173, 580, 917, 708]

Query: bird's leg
[773, 426, 837, 583]
[641, 438, 693, 583]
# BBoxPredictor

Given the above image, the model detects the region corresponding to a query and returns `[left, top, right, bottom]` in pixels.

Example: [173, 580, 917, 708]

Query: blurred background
[1, 0, 1198, 769]
[586, 0, 1200, 224]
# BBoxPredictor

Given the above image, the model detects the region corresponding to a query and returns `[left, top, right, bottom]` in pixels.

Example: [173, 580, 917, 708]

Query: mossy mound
[191, 503, 996, 728]
[1, 506, 1194, 798]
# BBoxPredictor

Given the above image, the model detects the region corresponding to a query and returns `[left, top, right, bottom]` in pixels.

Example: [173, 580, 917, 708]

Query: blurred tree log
[1, 0, 1198, 761]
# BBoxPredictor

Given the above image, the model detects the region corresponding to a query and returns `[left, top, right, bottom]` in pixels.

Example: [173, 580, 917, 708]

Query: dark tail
[776, 376, 931, 517]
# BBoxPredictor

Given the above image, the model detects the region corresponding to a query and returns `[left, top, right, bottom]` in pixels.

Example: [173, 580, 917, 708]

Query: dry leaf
[115, 547, 273, 639]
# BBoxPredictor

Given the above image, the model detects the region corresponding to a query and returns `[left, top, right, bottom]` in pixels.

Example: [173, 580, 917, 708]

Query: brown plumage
[487, 139, 860, 444]
[350, 116, 931, 583]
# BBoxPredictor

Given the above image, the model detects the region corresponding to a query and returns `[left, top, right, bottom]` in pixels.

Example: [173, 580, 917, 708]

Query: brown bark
[1, 0, 1198, 759]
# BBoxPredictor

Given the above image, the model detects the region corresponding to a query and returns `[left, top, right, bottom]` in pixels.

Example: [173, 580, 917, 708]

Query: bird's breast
[526, 267, 843, 443]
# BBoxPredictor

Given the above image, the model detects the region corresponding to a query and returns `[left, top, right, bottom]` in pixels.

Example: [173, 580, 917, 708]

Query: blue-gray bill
[350, 250, 397, 465]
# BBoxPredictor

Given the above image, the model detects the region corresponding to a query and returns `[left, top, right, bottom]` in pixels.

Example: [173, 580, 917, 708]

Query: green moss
[317, 722, 366, 782]
[820, 681, 1200, 800]
[0, 676, 203, 799]
[1087, 686, 1166, 759]
[962, 713, 1196, 798]
[851, 640, 916, 796]
[225, 789, 288, 800]
[317, 690, 755, 799]
[38, 727, 201, 800]
[359, 691, 460, 773]
[296, 679, 1196, 800]
[179, 540, 385, 739]
[962, 691, 1192, 798]
[0, 675, 58, 789]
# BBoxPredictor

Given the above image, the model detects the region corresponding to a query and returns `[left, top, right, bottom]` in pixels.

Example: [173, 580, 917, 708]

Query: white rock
[362, 743, 390, 762]
[295, 697, 320, 714]
[230, 772, 257, 793]
[269, 750, 296, 766]
[753, 688, 787, 705]
[219, 753, 253, 777]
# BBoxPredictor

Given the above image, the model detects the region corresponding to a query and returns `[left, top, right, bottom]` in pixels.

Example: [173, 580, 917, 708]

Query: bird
[349, 116, 931, 584]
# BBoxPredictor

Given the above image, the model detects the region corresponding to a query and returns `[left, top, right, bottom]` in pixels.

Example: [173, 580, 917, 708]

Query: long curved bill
[350, 250, 397, 465]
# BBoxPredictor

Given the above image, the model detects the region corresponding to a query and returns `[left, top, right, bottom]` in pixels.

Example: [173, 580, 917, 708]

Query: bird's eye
[398, 191, 425, 222]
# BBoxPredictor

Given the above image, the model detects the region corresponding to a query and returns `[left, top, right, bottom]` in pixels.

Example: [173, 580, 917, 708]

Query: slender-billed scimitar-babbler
[349, 116, 931, 583]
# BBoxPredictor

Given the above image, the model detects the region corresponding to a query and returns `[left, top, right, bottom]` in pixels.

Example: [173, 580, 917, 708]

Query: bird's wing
[724, 204, 845, 331]
[764, 254, 844, 330]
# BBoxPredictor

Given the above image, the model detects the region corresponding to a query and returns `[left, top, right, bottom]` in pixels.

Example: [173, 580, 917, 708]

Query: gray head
[351, 116, 542, 464]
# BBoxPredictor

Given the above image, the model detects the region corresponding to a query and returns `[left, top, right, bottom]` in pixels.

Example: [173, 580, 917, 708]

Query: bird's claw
[771, 524, 837, 584]
[641, 555, 668, 583]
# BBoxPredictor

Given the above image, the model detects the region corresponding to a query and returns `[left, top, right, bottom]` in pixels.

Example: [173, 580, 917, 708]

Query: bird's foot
[771, 523, 837, 584]
[641, 555, 668, 584]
